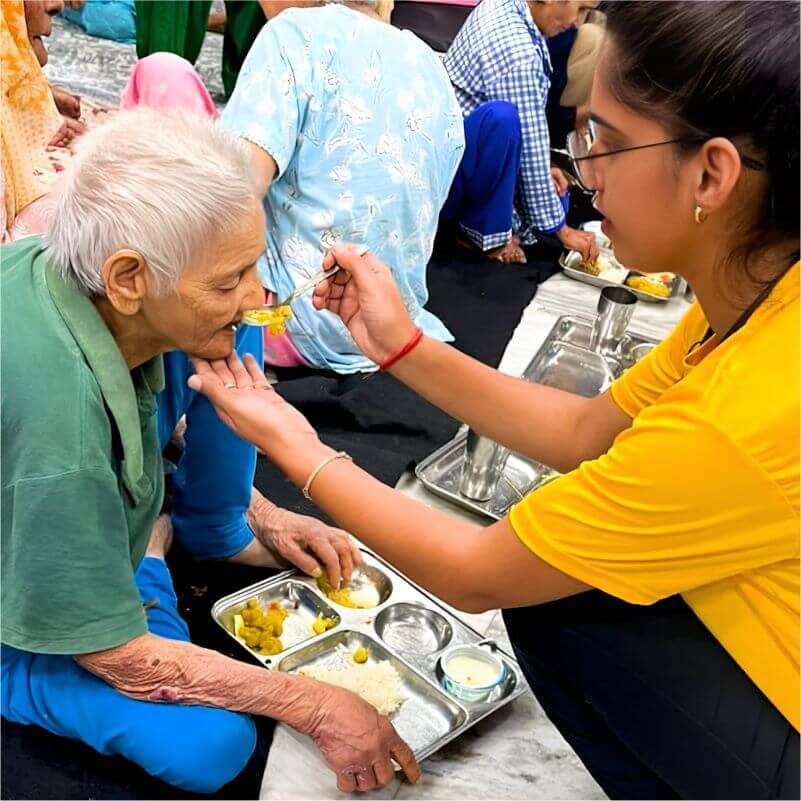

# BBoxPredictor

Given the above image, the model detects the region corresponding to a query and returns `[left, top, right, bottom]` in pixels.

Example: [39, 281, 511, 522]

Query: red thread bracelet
[379, 327, 424, 371]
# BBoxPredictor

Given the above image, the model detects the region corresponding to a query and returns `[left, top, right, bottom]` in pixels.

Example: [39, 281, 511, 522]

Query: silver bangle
[301, 451, 353, 500]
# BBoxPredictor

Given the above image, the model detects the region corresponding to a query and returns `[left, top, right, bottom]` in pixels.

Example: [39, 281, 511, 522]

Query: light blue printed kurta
[221, 5, 465, 373]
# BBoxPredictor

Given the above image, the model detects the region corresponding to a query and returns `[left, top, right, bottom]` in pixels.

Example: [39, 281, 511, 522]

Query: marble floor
[43, 13, 226, 105]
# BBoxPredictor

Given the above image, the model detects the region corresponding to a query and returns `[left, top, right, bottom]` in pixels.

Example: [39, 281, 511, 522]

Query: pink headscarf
[120, 52, 218, 119]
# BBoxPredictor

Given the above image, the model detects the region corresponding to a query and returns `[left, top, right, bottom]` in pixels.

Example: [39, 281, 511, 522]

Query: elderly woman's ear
[101, 249, 149, 315]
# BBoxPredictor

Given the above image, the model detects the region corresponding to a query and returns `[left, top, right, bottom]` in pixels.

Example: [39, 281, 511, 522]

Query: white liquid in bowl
[446, 654, 502, 687]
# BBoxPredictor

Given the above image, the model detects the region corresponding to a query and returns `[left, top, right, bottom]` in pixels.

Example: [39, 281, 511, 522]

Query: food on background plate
[626, 275, 672, 297]
[299, 645, 405, 716]
[569, 251, 627, 284]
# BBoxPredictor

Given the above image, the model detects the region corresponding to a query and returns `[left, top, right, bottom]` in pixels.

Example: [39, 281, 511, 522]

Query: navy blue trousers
[441, 101, 523, 251]
[503, 593, 799, 799]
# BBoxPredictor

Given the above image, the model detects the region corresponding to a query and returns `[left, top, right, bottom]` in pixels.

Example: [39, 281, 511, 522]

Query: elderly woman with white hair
[0, 111, 419, 794]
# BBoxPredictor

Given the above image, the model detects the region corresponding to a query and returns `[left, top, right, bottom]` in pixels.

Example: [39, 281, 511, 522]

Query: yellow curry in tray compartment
[316, 570, 381, 609]
[233, 599, 288, 655]
[233, 599, 339, 656]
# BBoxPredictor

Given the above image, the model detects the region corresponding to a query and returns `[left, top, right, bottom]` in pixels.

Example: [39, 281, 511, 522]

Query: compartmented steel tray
[559, 250, 679, 303]
[415, 315, 658, 520]
[212, 549, 526, 762]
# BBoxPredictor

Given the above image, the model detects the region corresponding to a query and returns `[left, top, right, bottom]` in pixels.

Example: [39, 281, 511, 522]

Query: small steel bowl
[439, 644, 506, 703]
[374, 602, 453, 654]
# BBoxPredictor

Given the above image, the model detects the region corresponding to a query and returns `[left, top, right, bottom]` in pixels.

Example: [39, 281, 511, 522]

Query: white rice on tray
[298, 645, 405, 716]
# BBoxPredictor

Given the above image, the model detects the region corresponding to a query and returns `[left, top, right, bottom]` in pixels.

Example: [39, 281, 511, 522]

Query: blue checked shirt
[443, 0, 566, 245]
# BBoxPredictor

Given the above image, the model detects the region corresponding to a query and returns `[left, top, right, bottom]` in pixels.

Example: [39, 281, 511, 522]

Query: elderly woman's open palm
[188, 354, 318, 458]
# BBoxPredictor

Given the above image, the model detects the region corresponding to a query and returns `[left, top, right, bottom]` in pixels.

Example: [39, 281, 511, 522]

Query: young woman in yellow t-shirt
[188, 1, 799, 796]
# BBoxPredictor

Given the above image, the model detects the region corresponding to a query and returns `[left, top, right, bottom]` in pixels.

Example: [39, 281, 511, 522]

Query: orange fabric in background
[0, 0, 61, 230]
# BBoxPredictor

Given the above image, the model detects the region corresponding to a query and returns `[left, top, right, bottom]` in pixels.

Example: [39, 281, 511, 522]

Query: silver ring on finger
[224, 383, 236, 389]
[340, 765, 366, 779]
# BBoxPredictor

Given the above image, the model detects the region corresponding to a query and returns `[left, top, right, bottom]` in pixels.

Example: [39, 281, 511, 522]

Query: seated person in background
[61, 0, 136, 45]
[135, 0, 266, 99]
[545, 12, 603, 148]
[1, 111, 417, 795]
[23, 0, 85, 144]
[442, 0, 599, 264]
[0, 0, 82, 240]
[221, 0, 465, 373]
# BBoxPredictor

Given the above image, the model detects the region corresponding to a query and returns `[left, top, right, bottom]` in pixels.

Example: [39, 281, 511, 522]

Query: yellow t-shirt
[510, 262, 800, 731]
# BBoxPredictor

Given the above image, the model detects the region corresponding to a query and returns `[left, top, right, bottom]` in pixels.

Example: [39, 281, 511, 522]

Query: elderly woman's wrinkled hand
[306, 683, 421, 793]
[312, 244, 418, 367]
[187, 352, 320, 461]
[248, 498, 363, 589]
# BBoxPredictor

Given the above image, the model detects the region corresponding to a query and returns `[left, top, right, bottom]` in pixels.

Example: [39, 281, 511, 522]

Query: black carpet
[1, 242, 560, 800]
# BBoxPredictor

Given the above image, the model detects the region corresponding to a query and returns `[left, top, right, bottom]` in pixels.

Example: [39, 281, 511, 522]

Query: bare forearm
[76, 633, 323, 734]
[276, 442, 488, 611]
[390, 337, 596, 472]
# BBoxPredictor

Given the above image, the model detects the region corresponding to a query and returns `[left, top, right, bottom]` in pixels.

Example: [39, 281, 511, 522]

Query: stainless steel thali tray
[212, 548, 526, 763]
[415, 315, 658, 520]
[559, 249, 679, 303]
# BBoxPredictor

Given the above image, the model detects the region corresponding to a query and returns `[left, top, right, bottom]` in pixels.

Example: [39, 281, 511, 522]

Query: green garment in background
[135, 0, 265, 99]
[221, 1, 265, 99]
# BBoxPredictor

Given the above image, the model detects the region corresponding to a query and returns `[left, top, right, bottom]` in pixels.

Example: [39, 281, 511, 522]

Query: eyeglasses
[552, 119, 765, 194]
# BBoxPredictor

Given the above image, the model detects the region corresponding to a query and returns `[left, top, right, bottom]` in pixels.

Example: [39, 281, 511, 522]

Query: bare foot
[170, 415, 187, 450]
[486, 238, 527, 264]
[145, 514, 174, 560]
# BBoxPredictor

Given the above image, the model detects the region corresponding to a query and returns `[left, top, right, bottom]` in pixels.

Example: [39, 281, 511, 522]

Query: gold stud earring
[694, 206, 708, 224]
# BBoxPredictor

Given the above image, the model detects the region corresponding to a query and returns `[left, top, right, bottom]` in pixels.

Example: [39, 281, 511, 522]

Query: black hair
[604, 1, 800, 276]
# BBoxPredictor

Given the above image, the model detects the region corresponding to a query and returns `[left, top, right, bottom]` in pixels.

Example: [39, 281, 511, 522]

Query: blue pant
[1, 558, 256, 793]
[442, 100, 570, 252]
[158, 322, 263, 560]
[442, 101, 523, 251]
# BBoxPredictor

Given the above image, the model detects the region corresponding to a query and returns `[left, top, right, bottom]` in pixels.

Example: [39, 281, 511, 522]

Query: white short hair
[45, 109, 260, 296]
[323, 1, 394, 21]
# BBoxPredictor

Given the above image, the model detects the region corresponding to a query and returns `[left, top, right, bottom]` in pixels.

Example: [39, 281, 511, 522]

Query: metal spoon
[242, 243, 370, 323]
[241, 266, 341, 327]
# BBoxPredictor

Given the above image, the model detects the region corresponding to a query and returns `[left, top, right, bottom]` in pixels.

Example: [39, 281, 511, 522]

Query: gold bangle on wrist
[301, 451, 353, 500]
